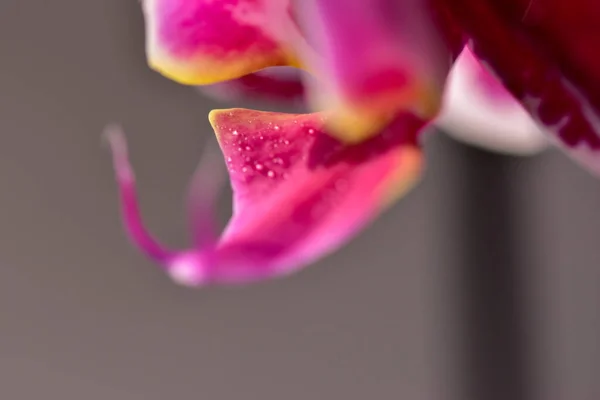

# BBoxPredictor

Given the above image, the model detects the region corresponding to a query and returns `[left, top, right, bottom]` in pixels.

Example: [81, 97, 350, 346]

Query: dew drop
[267, 170, 275, 178]
[255, 163, 264, 171]
[232, 130, 239, 136]
[241, 166, 248, 173]
[274, 125, 280, 130]
[245, 145, 252, 151]
[308, 128, 315, 134]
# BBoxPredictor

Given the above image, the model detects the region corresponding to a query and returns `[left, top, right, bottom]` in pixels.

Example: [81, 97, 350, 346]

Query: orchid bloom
[107, 0, 600, 287]
[197, 48, 549, 155]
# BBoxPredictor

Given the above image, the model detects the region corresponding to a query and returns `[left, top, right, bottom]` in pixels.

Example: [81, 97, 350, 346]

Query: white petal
[437, 48, 548, 155]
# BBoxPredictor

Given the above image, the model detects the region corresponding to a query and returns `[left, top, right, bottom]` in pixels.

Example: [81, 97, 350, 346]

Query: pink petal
[105, 110, 424, 287]
[143, 0, 296, 85]
[290, 0, 452, 142]
[437, 47, 548, 155]
[196, 67, 305, 104]
[104, 126, 177, 265]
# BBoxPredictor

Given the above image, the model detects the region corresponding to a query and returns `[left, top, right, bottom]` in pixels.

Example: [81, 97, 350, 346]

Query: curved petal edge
[105, 109, 425, 287]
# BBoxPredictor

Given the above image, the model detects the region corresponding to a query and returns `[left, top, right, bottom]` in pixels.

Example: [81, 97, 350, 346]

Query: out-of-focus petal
[291, 0, 452, 143]
[440, 0, 600, 174]
[437, 48, 548, 155]
[196, 67, 306, 105]
[106, 110, 424, 287]
[143, 0, 297, 85]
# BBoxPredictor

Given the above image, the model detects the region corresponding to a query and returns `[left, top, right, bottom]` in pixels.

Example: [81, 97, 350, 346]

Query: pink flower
[197, 50, 549, 155]
[106, 110, 422, 286]
[107, 0, 600, 286]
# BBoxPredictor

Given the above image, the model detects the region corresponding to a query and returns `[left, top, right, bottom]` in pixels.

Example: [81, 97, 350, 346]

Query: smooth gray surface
[524, 152, 600, 400]
[0, 1, 598, 399]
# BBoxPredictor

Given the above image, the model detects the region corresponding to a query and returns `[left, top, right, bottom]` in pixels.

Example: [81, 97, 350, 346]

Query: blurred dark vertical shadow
[456, 141, 534, 400]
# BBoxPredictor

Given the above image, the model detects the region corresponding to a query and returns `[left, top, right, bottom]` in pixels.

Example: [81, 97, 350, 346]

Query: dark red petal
[438, 0, 600, 172]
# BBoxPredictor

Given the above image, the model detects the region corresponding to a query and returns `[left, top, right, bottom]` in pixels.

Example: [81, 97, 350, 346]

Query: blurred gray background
[0, 1, 597, 399]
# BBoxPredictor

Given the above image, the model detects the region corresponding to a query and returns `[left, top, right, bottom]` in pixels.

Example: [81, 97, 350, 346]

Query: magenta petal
[106, 111, 424, 287]
[210, 109, 424, 283]
[197, 67, 305, 104]
[143, 0, 296, 85]
[290, 0, 451, 141]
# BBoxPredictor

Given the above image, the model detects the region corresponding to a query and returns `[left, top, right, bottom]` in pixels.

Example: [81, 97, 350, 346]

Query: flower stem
[457, 141, 534, 400]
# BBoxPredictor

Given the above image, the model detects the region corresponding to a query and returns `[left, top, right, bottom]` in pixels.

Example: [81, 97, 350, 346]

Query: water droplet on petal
[267, 170, 275, 178]
[232, 130, 239, 136]
[255, 163, 264, 171]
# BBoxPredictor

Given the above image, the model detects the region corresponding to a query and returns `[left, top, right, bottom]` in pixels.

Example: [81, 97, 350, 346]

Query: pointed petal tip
[207, 108, 228, 126]
[208, 108, 237, 140]
[103, 124, 135, 182]
[103, 125, 174, 264]
[437, 48, 549, 155]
